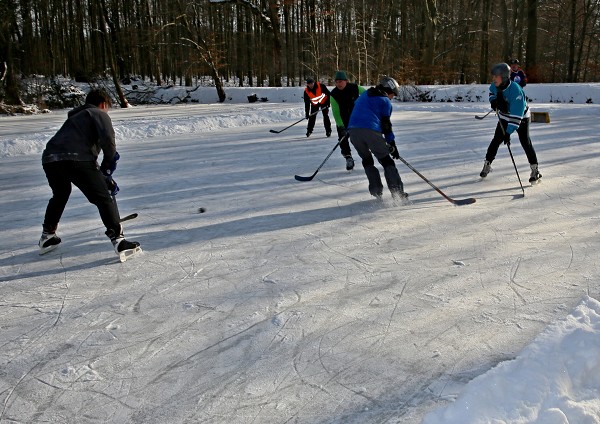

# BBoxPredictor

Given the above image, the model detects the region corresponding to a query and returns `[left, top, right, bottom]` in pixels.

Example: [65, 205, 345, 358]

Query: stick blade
[452, 198, 477, 206]
[294, 174, 315, 182]
[120, 213, 138, 222]
[269, 129, 281, 134]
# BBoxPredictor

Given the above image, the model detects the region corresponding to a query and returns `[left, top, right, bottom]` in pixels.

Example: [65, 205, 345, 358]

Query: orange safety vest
[305, 82, 328, 105]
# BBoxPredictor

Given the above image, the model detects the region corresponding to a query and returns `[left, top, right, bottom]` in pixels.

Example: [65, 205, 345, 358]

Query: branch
[209, 0, 272, 29]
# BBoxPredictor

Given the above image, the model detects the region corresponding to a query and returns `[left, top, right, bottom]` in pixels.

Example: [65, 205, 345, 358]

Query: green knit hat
[334, 71, 348, 81]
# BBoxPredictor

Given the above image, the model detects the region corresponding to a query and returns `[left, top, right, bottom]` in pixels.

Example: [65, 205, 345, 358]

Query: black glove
[337, 126, 348, 140]
[496, 89, 508, 113]
[387, 141, 400, 160]
[105, 176, 120, 196]
[490, 99, 498, 111]
[503, 133, 511, 146]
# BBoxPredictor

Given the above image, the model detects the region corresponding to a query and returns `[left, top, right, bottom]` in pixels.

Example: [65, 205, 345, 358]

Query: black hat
[509, 58, 520, 65]
[306, 77, 315, 84]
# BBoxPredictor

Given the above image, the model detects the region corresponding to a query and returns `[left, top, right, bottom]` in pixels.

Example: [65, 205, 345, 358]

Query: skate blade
[118, 246, 143, 263]
[39, 244, 60, 255]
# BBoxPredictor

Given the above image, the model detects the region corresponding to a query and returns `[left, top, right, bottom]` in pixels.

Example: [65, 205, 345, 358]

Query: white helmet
[378, 76, 400, 96]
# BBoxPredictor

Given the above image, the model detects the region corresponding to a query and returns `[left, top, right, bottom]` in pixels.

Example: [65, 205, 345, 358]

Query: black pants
[307, 104, 331, 134]
[42, 161, 121, 236]
[349, 128, 404, 196]
[486, 118, 538, 165]
[336, 126, 353, 157]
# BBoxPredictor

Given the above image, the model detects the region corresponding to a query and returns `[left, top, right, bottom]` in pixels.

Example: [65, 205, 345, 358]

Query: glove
[496, 89, 508, 113]
[503, 133, 511, 146]
[490, 99, 498, 111]
[337, 126, 348, 140]
[101, 151, 120, 176]
[387, 141, 400, 160]
[105, 176, 120, 196]
[305, 112, 310, 119]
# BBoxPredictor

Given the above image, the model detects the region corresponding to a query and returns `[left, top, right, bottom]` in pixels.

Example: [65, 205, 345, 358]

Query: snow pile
[423, 296, 600, 423]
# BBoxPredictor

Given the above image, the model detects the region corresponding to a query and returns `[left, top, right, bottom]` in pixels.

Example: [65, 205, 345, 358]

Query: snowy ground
[1, 93, 599, 423]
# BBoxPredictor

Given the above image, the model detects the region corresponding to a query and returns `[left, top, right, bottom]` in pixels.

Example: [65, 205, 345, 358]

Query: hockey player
[348, 76, 408, 201]
[304, 77, 332, 138]
[329, 70, 366, 171]
[509, 59, 527, 88]
[480, 63, 542, 183]
[39, 89, 141, 261]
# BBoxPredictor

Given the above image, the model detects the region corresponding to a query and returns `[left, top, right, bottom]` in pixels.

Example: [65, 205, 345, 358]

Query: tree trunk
[526, 0, 538, 82]
[98, 0, 128, 107]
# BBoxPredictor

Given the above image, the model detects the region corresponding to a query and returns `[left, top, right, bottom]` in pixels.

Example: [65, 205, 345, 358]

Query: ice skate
[480, 160, 492, 178]
[391, 189, 410, 205]
[38, 232, 61, 255]
[345, 156, 355, 171]
[113, 238, 142, 263]
[529, 164, 542, 184]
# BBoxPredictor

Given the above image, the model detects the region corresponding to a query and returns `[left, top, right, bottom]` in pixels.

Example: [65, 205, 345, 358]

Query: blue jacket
[348, 87, 395, 142]
[510, 70, 527, 87]
[489, 81, 530, 135]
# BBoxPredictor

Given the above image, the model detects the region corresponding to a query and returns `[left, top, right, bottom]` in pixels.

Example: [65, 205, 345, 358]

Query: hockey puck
[198, 207, 206, 213]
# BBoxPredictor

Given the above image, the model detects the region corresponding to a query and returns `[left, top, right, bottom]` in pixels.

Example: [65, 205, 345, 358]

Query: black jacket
[42, 104, 117, 172]
[330, 83, 362, 127]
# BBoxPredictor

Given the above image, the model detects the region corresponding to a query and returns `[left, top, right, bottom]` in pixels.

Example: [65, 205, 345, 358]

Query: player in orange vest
[303, 77, 332, 138]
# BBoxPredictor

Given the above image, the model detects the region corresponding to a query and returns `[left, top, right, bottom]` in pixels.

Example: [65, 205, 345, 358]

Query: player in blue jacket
[348, 76, 407, 201]
[480, 63, 542, 183]
[509, 59, 527, 88]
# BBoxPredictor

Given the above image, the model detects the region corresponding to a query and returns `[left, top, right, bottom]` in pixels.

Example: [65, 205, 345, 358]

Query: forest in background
[1, 0, 600, 107]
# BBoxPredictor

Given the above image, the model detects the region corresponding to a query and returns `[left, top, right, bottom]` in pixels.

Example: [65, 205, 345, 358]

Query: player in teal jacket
[480, 63, 542, 183]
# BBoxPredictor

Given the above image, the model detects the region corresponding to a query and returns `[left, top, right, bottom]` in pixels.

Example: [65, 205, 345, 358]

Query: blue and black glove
[387, 141, 400, 160]
[105, 175, 120, 196]
[101, 151, 120, 176]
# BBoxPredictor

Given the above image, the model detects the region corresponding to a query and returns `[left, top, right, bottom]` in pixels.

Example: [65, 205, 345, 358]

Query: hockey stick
[496, 112, 525, 197]
[475, 110, 493, 120]
[120, 213, 138, 222]
[269, 106, 330, 134]
[395, 154, 476, 205]
[112, 194, 139, 222]
[294, 138, 342, 181]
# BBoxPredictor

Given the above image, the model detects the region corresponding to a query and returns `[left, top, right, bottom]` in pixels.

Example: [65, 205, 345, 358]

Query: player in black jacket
[329, 71, 366, 170]
[39, 89, 141, 260]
